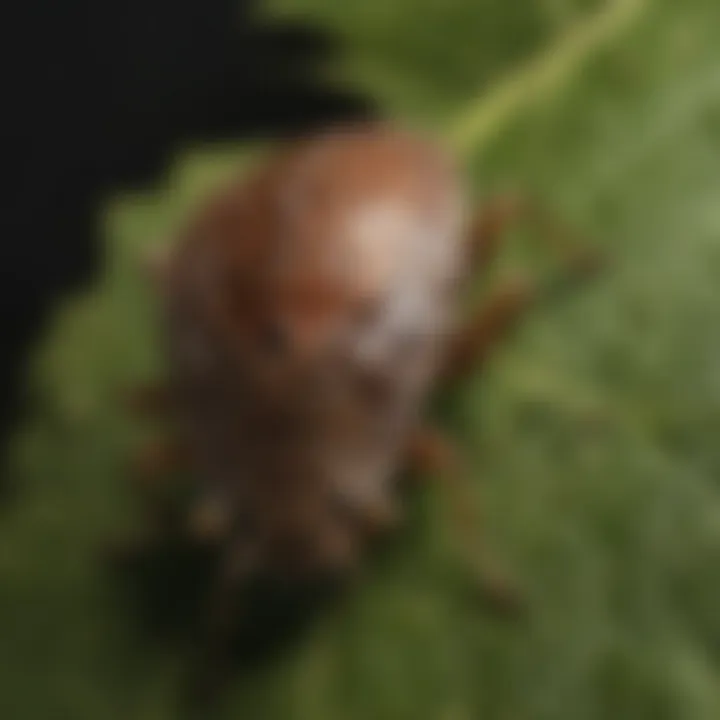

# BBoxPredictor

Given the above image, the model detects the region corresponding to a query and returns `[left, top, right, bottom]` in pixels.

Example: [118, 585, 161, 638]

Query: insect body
[123, 122, 598, 695]
[161, 125, 469, 574]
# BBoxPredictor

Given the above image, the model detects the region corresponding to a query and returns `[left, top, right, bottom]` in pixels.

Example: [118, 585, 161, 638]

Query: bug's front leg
[444, 194, 604, 385]
[404, 425, 524, 616]
[441, 276, 535, 383]
[466, 192, 603, 276]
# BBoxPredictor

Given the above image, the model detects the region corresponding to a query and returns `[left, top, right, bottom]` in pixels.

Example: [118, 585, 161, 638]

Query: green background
[4, 0, 720, 717]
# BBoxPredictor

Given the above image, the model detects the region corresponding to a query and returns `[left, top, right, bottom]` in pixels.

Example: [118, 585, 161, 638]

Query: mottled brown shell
[159, 123, 472, 578]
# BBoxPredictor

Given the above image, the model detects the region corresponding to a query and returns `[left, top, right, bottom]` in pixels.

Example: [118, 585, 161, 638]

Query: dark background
[0, 0, 374, 475]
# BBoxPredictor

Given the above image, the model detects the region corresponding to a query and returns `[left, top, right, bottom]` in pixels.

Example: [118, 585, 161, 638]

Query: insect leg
[130, 433, 186, 480]
[189, 541, 256, 705]
[441, 275, 535, 383]
[444, 195, 603, 384]
[105, 436, 190, 566]
[404, 425, 524, 616]
[357, 497, 401, 536]
[467, 192, 602, 278]
[122, 381, 175, 419]
[466, 194, 522, 269]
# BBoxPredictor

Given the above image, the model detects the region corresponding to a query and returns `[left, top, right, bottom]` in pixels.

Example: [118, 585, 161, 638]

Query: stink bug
[117, 122, 600, 698]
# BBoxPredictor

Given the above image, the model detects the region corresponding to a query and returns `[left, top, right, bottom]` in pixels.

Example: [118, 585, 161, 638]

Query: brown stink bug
[117, 122, 600, 697]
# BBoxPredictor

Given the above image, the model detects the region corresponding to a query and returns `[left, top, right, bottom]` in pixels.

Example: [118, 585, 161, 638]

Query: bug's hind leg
[187, 541, 257, 707]
[404, 425, 524, 616]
